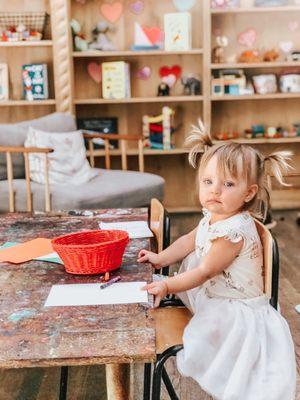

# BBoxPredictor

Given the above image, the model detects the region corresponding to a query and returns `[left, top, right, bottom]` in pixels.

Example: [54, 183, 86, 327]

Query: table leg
[106, 364, 130, 400]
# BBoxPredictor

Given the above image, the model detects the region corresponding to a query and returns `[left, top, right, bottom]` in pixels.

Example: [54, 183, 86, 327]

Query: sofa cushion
[25, 127, 98, 185]
[0, 112, 76, 180]
[0, 169, 164, 212]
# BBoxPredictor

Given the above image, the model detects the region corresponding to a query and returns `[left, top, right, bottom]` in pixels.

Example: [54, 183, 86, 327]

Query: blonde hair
[186, 119, 293, 219]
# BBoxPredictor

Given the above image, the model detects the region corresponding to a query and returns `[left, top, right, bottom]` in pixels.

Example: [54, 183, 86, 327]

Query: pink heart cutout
[162, 74, 177, 88]
[288, 21, 299, 32]
[143, 26, 162, 45]
[136, 66, 151, 80]
[87, 62, 102, 83]
[129, 0, 144, 15]
[238, 28, 257, 47]
[100, 2, 123, 23]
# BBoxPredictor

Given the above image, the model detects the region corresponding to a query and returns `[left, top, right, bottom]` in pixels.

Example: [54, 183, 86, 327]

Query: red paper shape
[142, 26, 162, 45]
[159, 65, 182, 79]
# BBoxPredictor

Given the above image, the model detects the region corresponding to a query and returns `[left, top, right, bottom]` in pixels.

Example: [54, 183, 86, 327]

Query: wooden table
[0, 208, 155, 400]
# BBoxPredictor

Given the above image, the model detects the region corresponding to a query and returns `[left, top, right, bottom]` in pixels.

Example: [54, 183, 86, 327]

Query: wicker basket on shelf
[0, 12, 49, 39]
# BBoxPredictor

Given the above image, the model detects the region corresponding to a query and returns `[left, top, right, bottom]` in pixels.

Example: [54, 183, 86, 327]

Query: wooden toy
[212, 36, 228, 63]
[142, 106, 175, 149]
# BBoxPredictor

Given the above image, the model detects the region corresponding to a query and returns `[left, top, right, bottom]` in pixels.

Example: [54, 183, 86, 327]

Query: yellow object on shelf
[102, 61, 131, 100]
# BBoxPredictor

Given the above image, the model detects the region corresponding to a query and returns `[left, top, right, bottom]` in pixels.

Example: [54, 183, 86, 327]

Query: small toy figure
[89, 21, 116, 51]
[181, 74, 201, 95]
[70, 19, 88, 51]
[263, 49, 279, 62]
[212, 35, 228, 63]
[238, 49, 260, 63]
[157, 82, 170, 96]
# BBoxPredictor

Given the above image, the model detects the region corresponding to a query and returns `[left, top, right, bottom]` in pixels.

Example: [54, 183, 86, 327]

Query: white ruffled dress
[176, 210, 296, 400]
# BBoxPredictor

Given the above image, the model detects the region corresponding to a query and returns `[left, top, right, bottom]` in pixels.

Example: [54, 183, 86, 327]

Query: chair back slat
[254, 219, 273, 299]
[24, 152, 32, 212]
[43, 153, 51, 212]
[150, 198, 164, 254]
[6, 152, 15, 212]
[120, 140, 127, 170]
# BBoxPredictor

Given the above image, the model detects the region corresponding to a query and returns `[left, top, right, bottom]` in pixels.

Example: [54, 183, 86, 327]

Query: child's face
[199, 155, 257, 217]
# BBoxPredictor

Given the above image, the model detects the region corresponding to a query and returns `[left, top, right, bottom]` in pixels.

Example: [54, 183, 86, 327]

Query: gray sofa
[0, 113, 164, 212]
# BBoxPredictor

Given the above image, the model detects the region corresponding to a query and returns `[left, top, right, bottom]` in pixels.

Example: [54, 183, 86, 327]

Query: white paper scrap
[99, 220, 153, 239]
[44, 281, 148, 307]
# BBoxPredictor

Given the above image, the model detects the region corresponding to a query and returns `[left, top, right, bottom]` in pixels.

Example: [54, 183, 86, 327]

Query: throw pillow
[25, 127, 98, 185]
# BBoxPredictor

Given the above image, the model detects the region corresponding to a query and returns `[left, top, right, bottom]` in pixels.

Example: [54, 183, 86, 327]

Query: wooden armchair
[83, 132, 145, 172]
[0, 146, 53, 212]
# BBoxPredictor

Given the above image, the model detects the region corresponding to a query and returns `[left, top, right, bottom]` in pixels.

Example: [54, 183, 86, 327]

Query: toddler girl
[138, 122, 296, 400]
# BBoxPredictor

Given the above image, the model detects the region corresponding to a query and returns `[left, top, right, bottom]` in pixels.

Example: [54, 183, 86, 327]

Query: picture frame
[0, 64, 9, 100]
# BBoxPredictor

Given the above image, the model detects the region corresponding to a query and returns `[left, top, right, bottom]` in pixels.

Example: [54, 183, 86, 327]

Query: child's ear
[245, 184, 258, 203]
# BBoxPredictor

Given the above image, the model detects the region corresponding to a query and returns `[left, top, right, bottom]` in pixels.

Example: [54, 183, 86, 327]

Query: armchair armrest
[0, 146, 53, 154]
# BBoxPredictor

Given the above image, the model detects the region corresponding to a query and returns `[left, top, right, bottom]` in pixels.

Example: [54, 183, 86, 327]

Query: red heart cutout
[159, 65, 182, 79]
[143, 26, 162, 45]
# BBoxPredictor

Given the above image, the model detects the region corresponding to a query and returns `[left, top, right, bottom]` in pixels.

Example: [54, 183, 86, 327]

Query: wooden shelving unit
[210, 5, 300, 13]
[0, 1, 56, 123]
[211, 93, 300, 101]
[73, 49, 203, 57]
[74, 96, 203, 105]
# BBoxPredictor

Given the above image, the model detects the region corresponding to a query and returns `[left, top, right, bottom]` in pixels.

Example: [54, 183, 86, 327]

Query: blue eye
[203, 179, 212, 185]
[224, 181, 234, 187]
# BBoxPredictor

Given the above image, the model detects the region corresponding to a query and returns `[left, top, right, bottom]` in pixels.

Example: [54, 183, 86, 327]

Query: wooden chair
[0, 146, 53, 212]
[83, 132, 145, 172]
[150, 219, 279, 400]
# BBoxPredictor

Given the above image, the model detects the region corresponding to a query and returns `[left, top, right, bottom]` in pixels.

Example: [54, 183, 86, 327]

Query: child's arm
[137, 227, 197, 269]
[143, 236, 243, 307]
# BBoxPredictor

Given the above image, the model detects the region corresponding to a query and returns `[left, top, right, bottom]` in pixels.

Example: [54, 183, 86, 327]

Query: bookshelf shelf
[211, 93, 300, 101]
[74, 96, 203, 105]
[210, 6, 300, 14]
[73, 49, 203, 58]
[0, 100, 56, 107]
[86, 148, 196, 157]
[0, 40, 53, 48]
[211, 61, 300, 69]
[213, 137, 300, 144]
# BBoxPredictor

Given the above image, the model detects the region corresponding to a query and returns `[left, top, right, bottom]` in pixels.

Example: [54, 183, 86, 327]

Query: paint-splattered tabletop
[0, 209, 156, 368]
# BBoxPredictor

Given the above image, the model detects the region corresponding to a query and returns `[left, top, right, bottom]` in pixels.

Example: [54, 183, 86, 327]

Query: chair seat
[0, 168, 164, 212]
[152, 307, 192, 354]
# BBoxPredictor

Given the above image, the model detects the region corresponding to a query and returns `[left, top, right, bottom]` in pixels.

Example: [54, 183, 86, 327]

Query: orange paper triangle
[0, 238, 54, 264]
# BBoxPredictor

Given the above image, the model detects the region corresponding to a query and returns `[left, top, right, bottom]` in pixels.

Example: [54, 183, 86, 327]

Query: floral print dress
[176, 210, 296, 400]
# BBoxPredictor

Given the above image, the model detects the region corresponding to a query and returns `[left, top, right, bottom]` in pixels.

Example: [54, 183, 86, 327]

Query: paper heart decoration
[87, 62, 102, 83]
[129, 0, 144, 15]
[238, 28, 257, 47]
[279, 41, 293, 53]
[100, 2, 123, 23]
[288, 21, 299, 32]
[136, 66, 151, 80]
[172, 0, 196, 11]
[143, 26, 162, 45]
[159, 65, 182, 79]
[162, 74, 177, 88]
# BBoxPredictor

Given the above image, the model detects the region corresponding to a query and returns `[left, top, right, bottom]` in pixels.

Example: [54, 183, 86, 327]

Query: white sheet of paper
[99, 220, 154, 239]
[44, 281, 148, 307]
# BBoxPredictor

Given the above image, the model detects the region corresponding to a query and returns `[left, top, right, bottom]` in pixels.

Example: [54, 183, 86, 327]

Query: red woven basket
[51, 230, 129, 275]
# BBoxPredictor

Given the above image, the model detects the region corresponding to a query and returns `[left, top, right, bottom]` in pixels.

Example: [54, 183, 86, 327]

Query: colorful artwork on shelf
[87, 62, 102, 83]
[131, 22, 163, 50]
[237, 28, 257, 47]
[164, 12, 191, 51]
[136, 66, 151, 80]
[22, 64, 49, 101]
[100, 1, 123, 23]
[142, 106, 175, 150]
[172, 0, 196, 12]
[102, 61, 131, 99]
[129, 0, 144, 15]
[0, 64, 9, 100]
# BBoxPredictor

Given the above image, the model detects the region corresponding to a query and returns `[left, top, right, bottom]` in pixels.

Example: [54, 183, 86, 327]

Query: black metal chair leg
[152, 345, 183, 400]
[162, 366, 180, 400]
[143, 363, 152, 400]
[59, 366, 68, 400]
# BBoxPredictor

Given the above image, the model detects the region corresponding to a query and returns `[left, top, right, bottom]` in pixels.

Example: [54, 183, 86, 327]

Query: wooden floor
[0, 210, 299, 400]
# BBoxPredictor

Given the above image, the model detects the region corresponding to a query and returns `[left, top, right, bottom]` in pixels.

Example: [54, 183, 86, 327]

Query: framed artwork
[0, 64, 9, 100]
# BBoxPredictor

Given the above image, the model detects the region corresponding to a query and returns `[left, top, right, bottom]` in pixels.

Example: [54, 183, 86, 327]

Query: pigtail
[185, 119, 213, 168]
[264, 151, 293, 187]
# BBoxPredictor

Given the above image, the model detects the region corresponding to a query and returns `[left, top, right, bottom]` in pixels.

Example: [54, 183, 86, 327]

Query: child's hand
[142, 281, 168, 308]
[137, 249, 162, 269]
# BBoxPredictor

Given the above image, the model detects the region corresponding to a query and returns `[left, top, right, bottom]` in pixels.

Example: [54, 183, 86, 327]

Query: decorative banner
[100, 1, 123, 23]
[136, 66, 151, 80]
[237, 28, 257, 47]
[159, 65, 182, 88]
[172, 0, 196, 11]
[129, 0, 144, 15]
[87, 62, 102, 83]
[288, 21, 299, 32]
[279, 41, 293, 54]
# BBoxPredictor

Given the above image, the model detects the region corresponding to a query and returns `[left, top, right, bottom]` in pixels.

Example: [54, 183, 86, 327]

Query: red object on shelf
[51, 230, 129, 275]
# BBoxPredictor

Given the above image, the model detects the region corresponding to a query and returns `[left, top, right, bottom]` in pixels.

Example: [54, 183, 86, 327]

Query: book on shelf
[0, 63, 9, 100]
[164, 12, 191, 51]
[102, 61, 131, 100]
[22, 64, 49, 101]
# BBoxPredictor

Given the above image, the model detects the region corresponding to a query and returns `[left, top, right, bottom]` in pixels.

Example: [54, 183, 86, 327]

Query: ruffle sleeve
[208, 225, 244, 244]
